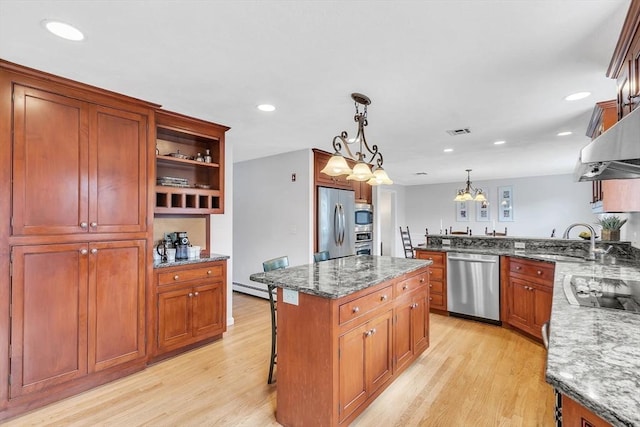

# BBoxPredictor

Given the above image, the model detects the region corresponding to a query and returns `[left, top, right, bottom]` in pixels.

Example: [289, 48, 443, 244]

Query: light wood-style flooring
[4, 293, 554, 426]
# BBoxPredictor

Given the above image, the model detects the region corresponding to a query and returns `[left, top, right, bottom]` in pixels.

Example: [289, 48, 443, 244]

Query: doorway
[378, 190, 396, 256]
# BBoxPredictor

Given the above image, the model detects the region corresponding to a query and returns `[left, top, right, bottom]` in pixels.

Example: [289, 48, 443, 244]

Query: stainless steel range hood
[575, 106, 640, 181]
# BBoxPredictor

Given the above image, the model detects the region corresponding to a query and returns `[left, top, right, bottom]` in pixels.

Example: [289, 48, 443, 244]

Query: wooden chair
[262, 255, 289, 385]
[449, 226, 470, 235]
[400, 226, 414, 258]
[313, 251, 330, 262]
[485, 226, 507, 236]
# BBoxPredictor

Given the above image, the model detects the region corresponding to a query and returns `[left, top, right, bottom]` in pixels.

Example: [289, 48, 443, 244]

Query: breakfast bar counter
[251, 255, 431, 426]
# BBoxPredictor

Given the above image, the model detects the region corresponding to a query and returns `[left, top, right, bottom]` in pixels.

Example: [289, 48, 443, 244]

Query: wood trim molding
[607, 0, 640, 78]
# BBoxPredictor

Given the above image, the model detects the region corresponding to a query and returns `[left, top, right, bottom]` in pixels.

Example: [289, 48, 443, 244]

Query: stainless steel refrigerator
[318, 187, 355, 259]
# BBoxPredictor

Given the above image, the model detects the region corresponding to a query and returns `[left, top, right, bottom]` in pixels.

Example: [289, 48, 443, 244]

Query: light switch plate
[514, 242, 526, 249]
[283, 288, 299, 306]
[442, 239, 451, 246]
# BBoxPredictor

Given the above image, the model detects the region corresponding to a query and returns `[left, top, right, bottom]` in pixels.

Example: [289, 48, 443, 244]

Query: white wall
[232, 149, 313, 297]
[623, 212, 640, 248]
[403, 174, 595, 244]
[210, 144, 234, 325]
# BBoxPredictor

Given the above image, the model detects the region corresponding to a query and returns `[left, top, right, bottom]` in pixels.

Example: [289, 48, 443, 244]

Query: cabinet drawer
[157, 263, 224, 286]
[429, 293, 444, 308]
[339, 286, 393, 325]
[429, 280, 443, 294]
[395, 272, 428, 296]
[428, 267, 444, 281]
[417, 251, 445, 266]
[510, 260, 554, 286]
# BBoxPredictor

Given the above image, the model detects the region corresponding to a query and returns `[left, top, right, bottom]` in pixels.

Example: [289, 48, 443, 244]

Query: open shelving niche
[155, 124, 223, 214]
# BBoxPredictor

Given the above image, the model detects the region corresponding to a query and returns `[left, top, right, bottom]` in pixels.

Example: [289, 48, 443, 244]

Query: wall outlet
[442, 239, 451, 246]
[283, 288, 299, 306]
[514, 242, 526, 249]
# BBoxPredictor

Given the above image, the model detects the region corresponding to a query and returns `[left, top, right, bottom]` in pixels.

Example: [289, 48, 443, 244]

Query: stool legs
[268, 284, 277, 384]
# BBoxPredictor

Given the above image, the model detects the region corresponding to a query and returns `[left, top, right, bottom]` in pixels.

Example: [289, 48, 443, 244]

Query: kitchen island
[250, 255, 431, 427]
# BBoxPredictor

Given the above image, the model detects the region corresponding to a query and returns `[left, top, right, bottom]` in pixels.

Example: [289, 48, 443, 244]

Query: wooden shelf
[156, 155, 220, 169]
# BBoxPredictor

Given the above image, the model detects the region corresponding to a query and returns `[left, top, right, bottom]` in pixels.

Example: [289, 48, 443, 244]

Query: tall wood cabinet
[0, 60, 155, 419]
[415, 249, 447, 313]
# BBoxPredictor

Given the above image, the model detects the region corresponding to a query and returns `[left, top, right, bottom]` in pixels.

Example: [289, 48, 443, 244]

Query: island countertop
[249, 255, 430, 299]
[546, 262, 640, 427]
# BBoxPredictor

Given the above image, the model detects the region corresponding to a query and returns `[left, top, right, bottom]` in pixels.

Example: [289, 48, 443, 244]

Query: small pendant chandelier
[320, 93, 393, 186]
[454, 169, 487, 202]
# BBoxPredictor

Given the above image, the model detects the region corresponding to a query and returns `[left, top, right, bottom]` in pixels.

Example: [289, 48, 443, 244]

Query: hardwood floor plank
[4, 293, 553, 426]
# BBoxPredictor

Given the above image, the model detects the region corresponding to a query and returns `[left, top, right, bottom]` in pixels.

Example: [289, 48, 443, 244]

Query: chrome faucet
[562, 223, 606, 261]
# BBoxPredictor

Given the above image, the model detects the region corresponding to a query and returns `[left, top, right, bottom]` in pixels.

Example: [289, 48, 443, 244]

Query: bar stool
[313, 251, 330, 262]
[262, 255, 289, 384]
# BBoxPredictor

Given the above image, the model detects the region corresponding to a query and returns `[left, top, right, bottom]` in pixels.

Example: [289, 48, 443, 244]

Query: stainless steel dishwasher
[446, 252, 500, 323]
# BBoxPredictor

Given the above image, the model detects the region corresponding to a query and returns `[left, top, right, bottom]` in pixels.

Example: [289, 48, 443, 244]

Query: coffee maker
[173, 231, 190, 260]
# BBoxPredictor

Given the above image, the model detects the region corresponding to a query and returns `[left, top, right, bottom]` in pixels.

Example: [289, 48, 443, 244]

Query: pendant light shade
[367, 167, 393, 186]
[347, 161, 373, 181]
[453, 169, 487, 203]
[320, 152, 353, 176]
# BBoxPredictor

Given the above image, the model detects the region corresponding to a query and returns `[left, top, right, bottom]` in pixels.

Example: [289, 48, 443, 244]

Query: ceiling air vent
[446, 127, 471, 136]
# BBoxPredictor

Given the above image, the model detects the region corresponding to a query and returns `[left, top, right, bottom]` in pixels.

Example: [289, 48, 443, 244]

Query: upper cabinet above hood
[575, 105, 640, 181]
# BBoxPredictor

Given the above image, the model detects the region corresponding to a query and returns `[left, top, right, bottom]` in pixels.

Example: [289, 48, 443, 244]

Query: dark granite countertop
[249, 255, 430, 299]
[153, 253, 230, 269]
[546, 262, 640, 427]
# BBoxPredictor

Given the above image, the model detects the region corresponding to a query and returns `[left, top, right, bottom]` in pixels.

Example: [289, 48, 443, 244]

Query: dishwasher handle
[448, 256, 498, 263]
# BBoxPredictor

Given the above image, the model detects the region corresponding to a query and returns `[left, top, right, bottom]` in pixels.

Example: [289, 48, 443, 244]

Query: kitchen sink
[563, 274, 640, 313]
[533, 254, 586, 263]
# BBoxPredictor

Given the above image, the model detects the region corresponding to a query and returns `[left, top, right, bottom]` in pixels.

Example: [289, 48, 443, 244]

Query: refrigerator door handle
[341, 203, 346, 245]
[338, 203, 344, 245]
[333, 203, 340, 246]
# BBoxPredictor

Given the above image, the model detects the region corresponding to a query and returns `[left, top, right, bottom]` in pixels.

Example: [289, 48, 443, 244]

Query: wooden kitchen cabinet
[415, 249, 447, 313]
[154, 261, 227, 356]
[155, 110, 229, 214]
[9, 240, 146, 398]
[339, 309, 393, 423]
[275, 266, 429, 426]
[561, 394, 612, 427]
[11, 85, 148, 236]
[505, 258, 554, 341]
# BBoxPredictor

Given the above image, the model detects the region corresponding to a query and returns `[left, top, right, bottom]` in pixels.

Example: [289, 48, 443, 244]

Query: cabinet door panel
[366, 310, 393, 395]
[89, 240, 146, 372]
[507, 278, 531, 331]
[192, 281, 225, 338]
[12, 85, 89, 236]
[90, 105, 147, 233]
[412, 292, 429, 354]
[531, 287, 552, 340]
[10, 244, 88, 398]
[157, 289, 191, 351]
[339, 323, 367, 422]
[394, 299, 413, 372]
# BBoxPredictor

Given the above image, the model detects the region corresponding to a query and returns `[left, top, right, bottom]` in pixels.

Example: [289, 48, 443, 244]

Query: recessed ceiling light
[257, 104, 276, 112]
[493, 140, 506, 145]
[564, 92, 590, 101]
[443, 148, 454, 153]
[557, 131, 572, 136]
[42, 20, 84, 41]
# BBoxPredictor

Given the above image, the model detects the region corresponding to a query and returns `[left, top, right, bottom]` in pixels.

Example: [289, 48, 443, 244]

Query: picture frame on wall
[456, 201, 469, 222]
[498, 185, 514, 222]
[476, 189, 490, 222]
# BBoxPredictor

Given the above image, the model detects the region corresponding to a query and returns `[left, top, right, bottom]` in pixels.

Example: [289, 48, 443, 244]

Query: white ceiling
[0, 0, 630, 185]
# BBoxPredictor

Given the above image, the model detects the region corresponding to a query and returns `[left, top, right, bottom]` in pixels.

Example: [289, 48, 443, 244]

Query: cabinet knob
[429, 271, 433, 275]
[380, 294, 388, 301]
[411, 303, 418, 309]
[188, 292, 193, 297]
[429, 297, 433, 301]
[420, 277, 425, 283]
[90, 222, 97, 228]
[90, 248, 98, 254]
[207, 270, 212, 275]
[403, 284, 409, 290]
[429, 284, 433, 288]
[80, 222, 88, 229]
[428, 257, 433, 260]
[537, 270, 542, 275]
[194, 291, 199, 296]
[352, 306, 360, 314]
[371, 328, 377, 335]
[515, 266, 521, 270]
[174, 275, 179, 280]
[80, 249, 88, 255]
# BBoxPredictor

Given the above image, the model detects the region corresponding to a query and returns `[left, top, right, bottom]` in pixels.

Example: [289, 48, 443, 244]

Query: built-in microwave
[355, 203, 373, 227]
